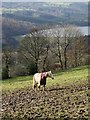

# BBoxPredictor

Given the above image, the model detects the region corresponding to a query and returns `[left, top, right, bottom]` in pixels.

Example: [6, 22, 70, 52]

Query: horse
[33, 71, 54, 91]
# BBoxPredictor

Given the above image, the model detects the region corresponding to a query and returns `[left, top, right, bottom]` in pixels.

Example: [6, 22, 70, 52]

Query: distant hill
[2, 17, 36, 47]
[2, 2, 88, 26]
[2, 2, 88, 47]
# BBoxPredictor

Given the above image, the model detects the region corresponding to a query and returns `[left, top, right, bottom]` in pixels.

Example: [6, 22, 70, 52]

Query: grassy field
[2, 65, 88, 92]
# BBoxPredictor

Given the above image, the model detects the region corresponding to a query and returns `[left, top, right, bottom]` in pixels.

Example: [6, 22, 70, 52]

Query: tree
[19, 28, 50, 73]
[61, 25, 84, 69]
[2, 52, 9, 79]
[72, 35, 87, 67]
[51, 27, 64, 70]
[2, 47, 14, 79]
[42, 45, 50, 71]
[51, 25, 84, 70]
[62, 25, 74, 69]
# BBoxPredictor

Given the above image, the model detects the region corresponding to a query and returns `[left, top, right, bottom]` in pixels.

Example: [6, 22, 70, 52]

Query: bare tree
[62, 25, 73, 69]
[51, 25, 84, 69]
[42, 45, 50, 71]
[72, 35, 87, 67]
[51, 27, 64, 70]
[19, 28, 50, 72]
[61, 25, 84, 69]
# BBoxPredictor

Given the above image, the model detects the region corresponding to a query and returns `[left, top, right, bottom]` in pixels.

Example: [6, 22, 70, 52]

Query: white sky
[1, 0, 89, 2]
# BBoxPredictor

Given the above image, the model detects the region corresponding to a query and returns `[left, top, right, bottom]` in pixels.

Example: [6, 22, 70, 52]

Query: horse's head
[47, 71, 54, 79]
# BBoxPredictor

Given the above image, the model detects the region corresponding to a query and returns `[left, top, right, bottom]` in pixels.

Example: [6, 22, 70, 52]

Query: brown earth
[1, 81, 89, 120]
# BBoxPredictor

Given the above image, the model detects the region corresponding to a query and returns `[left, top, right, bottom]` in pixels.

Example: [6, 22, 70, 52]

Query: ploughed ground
[1, 80, 88, 120]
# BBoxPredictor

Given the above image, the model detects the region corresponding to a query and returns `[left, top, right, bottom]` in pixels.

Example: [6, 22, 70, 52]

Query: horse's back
[33, 73, 41, 83]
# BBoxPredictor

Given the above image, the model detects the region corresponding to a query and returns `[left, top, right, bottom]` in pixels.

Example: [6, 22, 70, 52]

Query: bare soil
[1, 81, 89, 120]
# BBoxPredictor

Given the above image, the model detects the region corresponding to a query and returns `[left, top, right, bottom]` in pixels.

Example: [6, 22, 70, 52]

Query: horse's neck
[46, 72, 49, 77]
[41, 72, 47, 79]
[44, 72, 47, 77]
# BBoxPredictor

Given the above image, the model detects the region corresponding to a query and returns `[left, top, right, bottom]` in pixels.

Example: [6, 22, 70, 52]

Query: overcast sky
[2, 0, 89, 2]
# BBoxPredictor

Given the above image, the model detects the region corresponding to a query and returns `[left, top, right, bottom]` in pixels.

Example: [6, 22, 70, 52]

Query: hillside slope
[2, 65, 88, 92]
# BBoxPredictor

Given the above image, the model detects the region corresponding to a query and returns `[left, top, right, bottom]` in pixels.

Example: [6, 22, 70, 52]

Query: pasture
[1, 65, 89, 119]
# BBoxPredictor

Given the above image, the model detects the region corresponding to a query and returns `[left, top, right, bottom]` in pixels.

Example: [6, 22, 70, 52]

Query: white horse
[33, 71, 54, 91]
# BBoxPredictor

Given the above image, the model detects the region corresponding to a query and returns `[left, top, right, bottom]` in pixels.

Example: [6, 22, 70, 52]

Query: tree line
[2, 25, 88, 79]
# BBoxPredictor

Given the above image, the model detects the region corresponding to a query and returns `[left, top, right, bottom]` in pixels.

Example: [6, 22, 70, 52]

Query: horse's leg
[33, 77, 35, 90]
[33, 85, 36, 92]
[37, 79, 41, 91]
[37, 83, 40, 91]
[43, 85, 45, 91]
[33, 83, 37, 91]
[38, 85, 40, 91]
